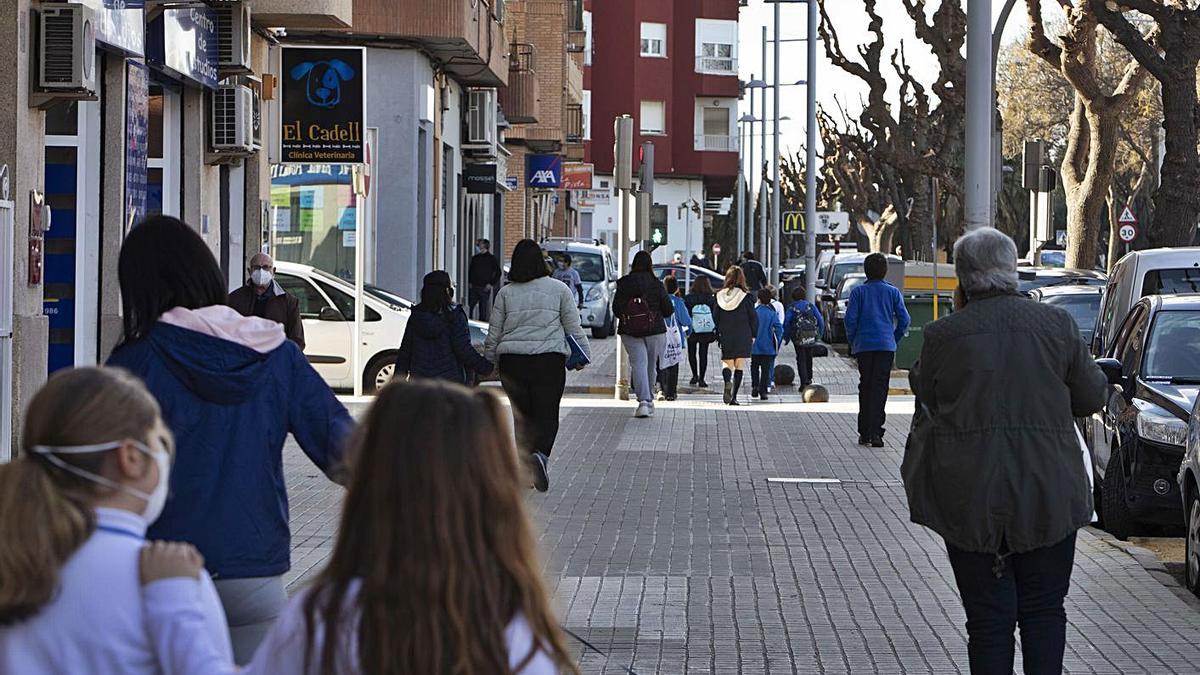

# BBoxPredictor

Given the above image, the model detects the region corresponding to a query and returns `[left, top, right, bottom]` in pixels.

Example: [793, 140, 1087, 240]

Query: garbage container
[895, 293, 954, 370]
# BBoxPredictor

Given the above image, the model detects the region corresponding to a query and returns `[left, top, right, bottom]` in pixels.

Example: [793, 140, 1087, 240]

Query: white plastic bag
[1076, 424, 1098, 523]
[660, 317, 684, 369]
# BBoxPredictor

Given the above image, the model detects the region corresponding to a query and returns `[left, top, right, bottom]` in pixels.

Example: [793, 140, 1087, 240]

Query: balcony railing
[566, 104, 585, 142]
[499, 43, 539, 124]
[696, 55, 737, 75]
[695, 134, 738, 152]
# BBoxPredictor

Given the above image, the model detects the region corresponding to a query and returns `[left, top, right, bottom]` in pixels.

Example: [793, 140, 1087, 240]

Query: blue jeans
[945, 533, 1077, 675]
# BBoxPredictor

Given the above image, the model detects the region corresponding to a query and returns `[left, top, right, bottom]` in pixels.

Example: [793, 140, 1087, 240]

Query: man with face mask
[228, 252, 305, 349]
[468, 239, 502, 322]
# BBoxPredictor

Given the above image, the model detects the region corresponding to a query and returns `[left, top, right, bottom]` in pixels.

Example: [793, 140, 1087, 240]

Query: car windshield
[548, 251, 605, 282]
[1039, 251, 1066, 268]
[830, 261, 863, 291]
[1143, 268, 1200, 296]
[1043, 294, 1099, 337]
[365, 285, 411, 308]
[838, 276, 866, 299]
[1144, 310, 1200, 379]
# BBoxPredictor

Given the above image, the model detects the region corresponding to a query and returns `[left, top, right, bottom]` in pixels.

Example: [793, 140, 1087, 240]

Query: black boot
[722, 367, 733, 404]
[730, 370, 744, 405]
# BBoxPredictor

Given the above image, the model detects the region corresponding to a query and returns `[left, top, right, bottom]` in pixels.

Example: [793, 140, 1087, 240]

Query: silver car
[542, 238, 619, 339]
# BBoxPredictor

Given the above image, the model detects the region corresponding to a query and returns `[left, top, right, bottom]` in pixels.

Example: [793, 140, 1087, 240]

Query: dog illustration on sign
[290, 59, 355, 108]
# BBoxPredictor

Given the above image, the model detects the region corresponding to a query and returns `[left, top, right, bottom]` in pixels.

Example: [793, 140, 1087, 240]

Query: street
[282, 349, 1200, 674]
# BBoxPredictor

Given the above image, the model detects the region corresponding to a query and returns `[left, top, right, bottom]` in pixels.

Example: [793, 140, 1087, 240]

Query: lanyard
[95, 524, 145, 541]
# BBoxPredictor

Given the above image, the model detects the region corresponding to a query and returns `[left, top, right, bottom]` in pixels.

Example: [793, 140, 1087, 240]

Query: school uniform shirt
[0, 507, 233, 675]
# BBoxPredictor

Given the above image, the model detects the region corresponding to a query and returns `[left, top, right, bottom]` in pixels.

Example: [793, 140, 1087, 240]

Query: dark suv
[1090, 295, 1200, 539]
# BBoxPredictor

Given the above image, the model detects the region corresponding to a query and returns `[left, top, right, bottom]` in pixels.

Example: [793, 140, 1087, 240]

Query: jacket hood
[409, 307, 453, 339]
[149, 306, 288, 405]
[717, 288, 748, 311]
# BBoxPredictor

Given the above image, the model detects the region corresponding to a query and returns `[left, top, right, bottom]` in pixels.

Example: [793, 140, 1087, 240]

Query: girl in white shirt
[0, 366, 233, 675]
[145, 379, 578, 675]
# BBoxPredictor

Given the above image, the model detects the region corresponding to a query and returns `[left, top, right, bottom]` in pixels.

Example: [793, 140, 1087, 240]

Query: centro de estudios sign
[279, 46, 366, 164]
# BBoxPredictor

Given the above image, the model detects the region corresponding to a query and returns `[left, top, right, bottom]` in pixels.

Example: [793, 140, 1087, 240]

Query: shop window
[45, 101, 79, 136]
[270, 164, 362, 283]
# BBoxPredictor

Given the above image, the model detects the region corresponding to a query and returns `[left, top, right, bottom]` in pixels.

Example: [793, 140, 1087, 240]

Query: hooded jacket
[752, 304, 784, 356]
[107, 306, 354, 580]
[715, 288, 758, 358]
[395, 304, 491, 384]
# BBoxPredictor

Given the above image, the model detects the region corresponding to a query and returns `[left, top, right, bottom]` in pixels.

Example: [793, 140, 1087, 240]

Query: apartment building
[580, 0, 740, 261]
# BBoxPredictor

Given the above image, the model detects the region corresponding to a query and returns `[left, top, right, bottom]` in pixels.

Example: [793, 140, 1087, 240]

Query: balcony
[566, 104, 585, 143]
[694, 134, 738, 152]
[252, 0, 351, 28]
[498, 43, 539, 125]
[696, 55, 738, 76]
[353, 0, 508, 86]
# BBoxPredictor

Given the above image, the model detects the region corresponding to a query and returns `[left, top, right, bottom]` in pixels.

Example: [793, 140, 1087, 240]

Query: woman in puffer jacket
[395, 271, 492, 385]
[483, 240, 591, 493]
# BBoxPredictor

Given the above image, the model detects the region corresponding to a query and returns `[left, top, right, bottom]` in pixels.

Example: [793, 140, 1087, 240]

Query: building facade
[581, 0, 740, 262]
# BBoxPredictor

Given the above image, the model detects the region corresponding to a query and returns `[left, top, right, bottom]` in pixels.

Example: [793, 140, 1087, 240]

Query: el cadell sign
[280, 46, 366, 164]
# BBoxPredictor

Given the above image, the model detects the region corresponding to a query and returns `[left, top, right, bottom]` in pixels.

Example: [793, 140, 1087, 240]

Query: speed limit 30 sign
[1117, 204, 1138, 243]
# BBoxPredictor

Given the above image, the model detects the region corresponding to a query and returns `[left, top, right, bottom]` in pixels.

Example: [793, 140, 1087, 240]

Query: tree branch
[1090, 0, 1169, 81]
[1027, 0, 1065, 66]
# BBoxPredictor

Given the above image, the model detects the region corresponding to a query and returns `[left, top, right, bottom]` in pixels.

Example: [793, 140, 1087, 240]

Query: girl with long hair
[613, 250, 675, 418]
[0, 367, 233, 673]
[715, 266, 758, 405]
[107, 215, 354, 663]
[395, 270, 492, 384]
[683, 274, 719, 387]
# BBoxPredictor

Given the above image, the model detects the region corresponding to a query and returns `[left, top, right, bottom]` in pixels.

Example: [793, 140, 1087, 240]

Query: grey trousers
[622, 333, 667, 403]
[213, 575, 288, 665]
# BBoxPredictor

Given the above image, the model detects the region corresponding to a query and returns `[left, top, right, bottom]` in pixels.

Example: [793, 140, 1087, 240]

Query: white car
[274, 262, 489, 393]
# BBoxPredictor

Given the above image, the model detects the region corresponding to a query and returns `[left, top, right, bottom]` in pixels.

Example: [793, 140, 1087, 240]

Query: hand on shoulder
[140, 541, 205, 585]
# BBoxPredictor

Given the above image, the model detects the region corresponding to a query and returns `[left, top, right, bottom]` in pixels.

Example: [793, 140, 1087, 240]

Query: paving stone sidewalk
[283, 394, 1200, 673]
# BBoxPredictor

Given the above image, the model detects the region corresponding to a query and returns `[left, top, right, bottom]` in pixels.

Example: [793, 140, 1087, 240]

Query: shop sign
[280, 46, 366, 164]
[147, 7, 219, 88]
[464, 164, 498, 194]
[577, 189, 610, 207]
[271, 164, 353, 186]
[562, 162, 594, 190]
[124, 61, 149, 231]
[526, 154, 562, 188]
[79, 0, 144, 56]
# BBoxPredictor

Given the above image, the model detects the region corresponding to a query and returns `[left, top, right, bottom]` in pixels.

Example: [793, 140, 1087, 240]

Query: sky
[736, 0, 1064, 162]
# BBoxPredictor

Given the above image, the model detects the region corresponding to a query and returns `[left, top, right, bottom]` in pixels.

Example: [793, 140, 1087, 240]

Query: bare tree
[1027, 0, 1149, 268]
[1091, 0, 1200, 248]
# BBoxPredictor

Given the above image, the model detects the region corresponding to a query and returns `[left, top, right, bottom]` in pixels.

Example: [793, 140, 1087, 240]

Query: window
[640, 101, 665, 134]
[1143, 268, 1200, 296]
[697, 105, 732, 151]
[695, 19, 737, 74]
[276, 274, 333, 320]
[640, 23, 667, 57]
[315, 279, 382, 322]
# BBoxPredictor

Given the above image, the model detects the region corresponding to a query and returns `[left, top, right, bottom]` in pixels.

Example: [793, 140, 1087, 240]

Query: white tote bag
[660, 316, 685, 369]
[1076, 424, 1098, 523]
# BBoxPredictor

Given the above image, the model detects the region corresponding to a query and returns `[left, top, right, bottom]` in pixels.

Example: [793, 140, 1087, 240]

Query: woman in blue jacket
[107, 216, 354, 664]
[395, 270, 492, 384]
[750, 288, 784, 401]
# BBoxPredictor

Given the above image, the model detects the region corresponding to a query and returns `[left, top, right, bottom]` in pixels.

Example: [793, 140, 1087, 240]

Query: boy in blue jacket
[782, 287, 825, 388]
[844, 253, 911, 447]
[750, 288, 784, 401]
[657, 276, 692, 400]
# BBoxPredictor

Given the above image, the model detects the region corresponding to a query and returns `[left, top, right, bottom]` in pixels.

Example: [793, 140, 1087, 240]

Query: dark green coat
[903, 292, 1107, 554]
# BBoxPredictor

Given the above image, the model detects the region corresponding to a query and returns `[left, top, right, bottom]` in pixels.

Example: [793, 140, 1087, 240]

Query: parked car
[1090, 295, 1200, 539]
[819, 273, 867, 343]
[1017, 267, 1106, 296]
[652, 263, 725, 295]
[817, 252, 904, 293]
[274, 262, 490, 393]
[543, 238, 619, 339]
[1093, 247, 1200, 357]
[1030, 285, 1103, 345]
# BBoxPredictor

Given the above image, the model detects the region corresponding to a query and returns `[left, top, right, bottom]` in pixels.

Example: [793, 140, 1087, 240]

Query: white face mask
[30, 440, 171, 525]
[251, 269, 273, 287]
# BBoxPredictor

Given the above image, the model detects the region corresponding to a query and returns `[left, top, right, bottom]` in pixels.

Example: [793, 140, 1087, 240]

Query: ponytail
[0, 458, 93, 625]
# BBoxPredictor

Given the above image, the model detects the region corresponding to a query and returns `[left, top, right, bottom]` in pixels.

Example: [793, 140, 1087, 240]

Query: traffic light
[649, 224, 667, 249]
[638, 141, 655, 199]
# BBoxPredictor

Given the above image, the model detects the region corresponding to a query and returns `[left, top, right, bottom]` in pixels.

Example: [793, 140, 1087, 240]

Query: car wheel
[1102, 444, 1136, 540]
[364, 356, 395, 395]
[1187, 488, 1200, 597]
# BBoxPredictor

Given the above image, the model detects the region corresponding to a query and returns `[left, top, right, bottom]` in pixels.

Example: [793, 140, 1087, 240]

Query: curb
[566, 385, 616, 396]
[1086, 526, 1200, 610]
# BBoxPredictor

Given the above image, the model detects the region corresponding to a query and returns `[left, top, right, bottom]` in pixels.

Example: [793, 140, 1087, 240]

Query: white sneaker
[647, 401, 656, 417]
[635, 403, 651, 418]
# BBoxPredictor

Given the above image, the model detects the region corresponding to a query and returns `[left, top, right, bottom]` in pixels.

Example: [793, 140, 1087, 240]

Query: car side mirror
[1096, 358, 1124, 386]
[319, 306, 343, 322]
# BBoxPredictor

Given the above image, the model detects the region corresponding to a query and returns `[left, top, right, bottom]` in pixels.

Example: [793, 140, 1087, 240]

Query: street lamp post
[760, 25, 768, 265]
[965, 0, 992, 230]
[804, 0, 818, 305]
[738, 113, 757, 256]
[771, 0, 782, 286]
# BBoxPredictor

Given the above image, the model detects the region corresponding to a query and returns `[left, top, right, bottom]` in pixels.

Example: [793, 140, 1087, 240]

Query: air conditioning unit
[214, 2, 252, 76]
[464, 89, 498, 155]
[210, 83, 255, 155]
[38, 3, 97, 96]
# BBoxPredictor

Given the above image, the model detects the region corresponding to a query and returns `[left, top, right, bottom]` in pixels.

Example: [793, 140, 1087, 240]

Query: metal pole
[760, 25, 768, 261]
[932, 177, 940, 320]
[771, 0, 782, 286]
[737, 128, 745, 255]
[965, 0, 993, 230]
[803, 0, 818, 305]
[352, 180, 365, 398]
[747, 77, 755, 254]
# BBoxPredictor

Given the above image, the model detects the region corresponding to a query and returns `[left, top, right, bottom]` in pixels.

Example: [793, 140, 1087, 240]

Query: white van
[1093, 248, 1200, 356]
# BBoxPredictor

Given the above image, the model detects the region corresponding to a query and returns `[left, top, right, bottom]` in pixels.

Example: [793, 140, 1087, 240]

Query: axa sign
[526, 154, 563, 188]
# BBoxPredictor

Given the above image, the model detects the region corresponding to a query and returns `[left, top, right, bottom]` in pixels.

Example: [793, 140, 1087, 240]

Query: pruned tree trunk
[866, 205, 900, 254]
[1062, 101, 1121, 268]
[1150, 69, 1200, 247]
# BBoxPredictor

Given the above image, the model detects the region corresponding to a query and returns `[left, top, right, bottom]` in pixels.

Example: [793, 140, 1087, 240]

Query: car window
[1117, 307, 1149, 376]
[314, 280, 382, 322]
[1044, 294, 1100, 337]
[1144, 311, 1200, 379]
[817, 261, 831, 286]
[1108, 304, 1143, 359]
[1142, 267, 1200, 296]
[838, 276, 866, 299]
[830, 261, 862, 291]
[276, 274, 331, 320]
[547, 251, 605, 282]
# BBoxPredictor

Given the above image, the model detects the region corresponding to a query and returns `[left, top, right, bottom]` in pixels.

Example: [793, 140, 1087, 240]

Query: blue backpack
[691, 303, 716, 334]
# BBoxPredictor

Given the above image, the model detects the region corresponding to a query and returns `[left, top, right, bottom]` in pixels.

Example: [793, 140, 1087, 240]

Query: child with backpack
[683, 275, 719, 388]
[782, 287, 826, 389]
[751, 288, 784, 401]
[656, 276, 692, 401]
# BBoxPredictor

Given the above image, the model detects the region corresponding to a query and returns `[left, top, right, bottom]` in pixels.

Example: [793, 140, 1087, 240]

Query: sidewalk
[283, 396, 1200, 673]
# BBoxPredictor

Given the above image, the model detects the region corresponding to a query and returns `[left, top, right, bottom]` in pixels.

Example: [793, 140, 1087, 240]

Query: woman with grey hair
[902, 227, 1106, 675]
